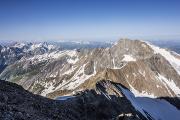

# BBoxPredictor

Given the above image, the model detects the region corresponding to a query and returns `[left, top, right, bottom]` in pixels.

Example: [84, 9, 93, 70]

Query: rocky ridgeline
[0, 39, 180, 100]
[0, 80, 143, 120]
[1, 79, 180, 120]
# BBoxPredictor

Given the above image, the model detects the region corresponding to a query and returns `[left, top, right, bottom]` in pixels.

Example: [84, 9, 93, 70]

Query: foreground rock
[1, 79, 180, 120]
[0, 80, 142, 120]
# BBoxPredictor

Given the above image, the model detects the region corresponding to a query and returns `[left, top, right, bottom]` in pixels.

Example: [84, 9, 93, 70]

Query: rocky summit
[0, 39, 180, 120]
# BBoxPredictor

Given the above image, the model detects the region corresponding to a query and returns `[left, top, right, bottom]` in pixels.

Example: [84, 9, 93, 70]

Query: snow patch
[30, 43, 43, 50]
[64, 64, 93, 90]
[41, 82, 55, 96]
[122, 55, 136, 62]
[67, 57, 79, 64]
[112, 57, 122, 69]
[62, 66, 76, 75]
[1, 48, 6, 52]
[49, 71, 58, 78]
[127, 81, 156, 98]
[51, 64, 94, 91]
[157, 74, 180, 97]
[147, 42, 180, 74]
[13, 43, 26, 48]
[117, 85, 180, 120]
[23, 50, 77, 64]
[56, 96, 75, 100]
[66, 50, 77, 57]
[47, 44, 56, 50]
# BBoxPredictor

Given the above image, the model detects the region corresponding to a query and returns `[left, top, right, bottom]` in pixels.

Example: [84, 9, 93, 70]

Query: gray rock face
[84, 61, 94, 75]
[0, 80, 143, 120]
[1, 79, 179, 120]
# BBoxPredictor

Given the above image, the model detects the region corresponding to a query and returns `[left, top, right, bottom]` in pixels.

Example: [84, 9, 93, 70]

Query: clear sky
[0, 0, 180, 41]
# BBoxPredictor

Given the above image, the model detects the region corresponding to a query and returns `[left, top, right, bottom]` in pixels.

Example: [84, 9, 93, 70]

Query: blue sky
[0, 0, 180, 41]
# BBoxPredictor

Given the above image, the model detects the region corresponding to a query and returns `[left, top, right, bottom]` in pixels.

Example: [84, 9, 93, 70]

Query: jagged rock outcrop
[1, 79, 180, 120]
[0, 80, 143, 120]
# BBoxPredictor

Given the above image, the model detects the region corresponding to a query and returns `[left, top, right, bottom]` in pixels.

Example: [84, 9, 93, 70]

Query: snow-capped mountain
[0, 42, 57, 72]
[0, 38, 180, 120]
[0, 39, 179, 100]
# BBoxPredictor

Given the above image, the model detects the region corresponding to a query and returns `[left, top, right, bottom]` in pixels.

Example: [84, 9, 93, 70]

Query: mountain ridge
[0, 39, 180, 100]
[0, 79, 180, 120]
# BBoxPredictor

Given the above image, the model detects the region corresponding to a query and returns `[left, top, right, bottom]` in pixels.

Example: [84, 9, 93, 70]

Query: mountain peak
[13, 42, 26, 49]
[111, 39, 154, 61]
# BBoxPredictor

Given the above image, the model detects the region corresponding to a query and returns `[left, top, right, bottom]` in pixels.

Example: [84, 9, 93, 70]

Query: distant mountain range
[0, 39, 180, 120]
[148, 40, 180, 54]
[1, 39, 179, 53]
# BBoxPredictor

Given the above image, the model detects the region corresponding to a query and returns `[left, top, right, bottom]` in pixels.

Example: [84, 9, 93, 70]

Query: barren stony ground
[0, 80, 142, 120]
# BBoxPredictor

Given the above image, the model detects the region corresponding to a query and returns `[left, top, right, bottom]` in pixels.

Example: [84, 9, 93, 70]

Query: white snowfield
[41, 82, 55, 96]
[41, 62, 96, 96]
[122, 55, 136, 62]
[30, 43, 44, 50]
[55, 96, 75, 100]
[21, 50, 78, 64]
[147, 42, 180, 75]
[117, 84, 180, 120]
[127, 80, 156, 98]
[13, 43, 26, 48]
[60, 62, 96, 90]
[157, 74, 180, 97]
